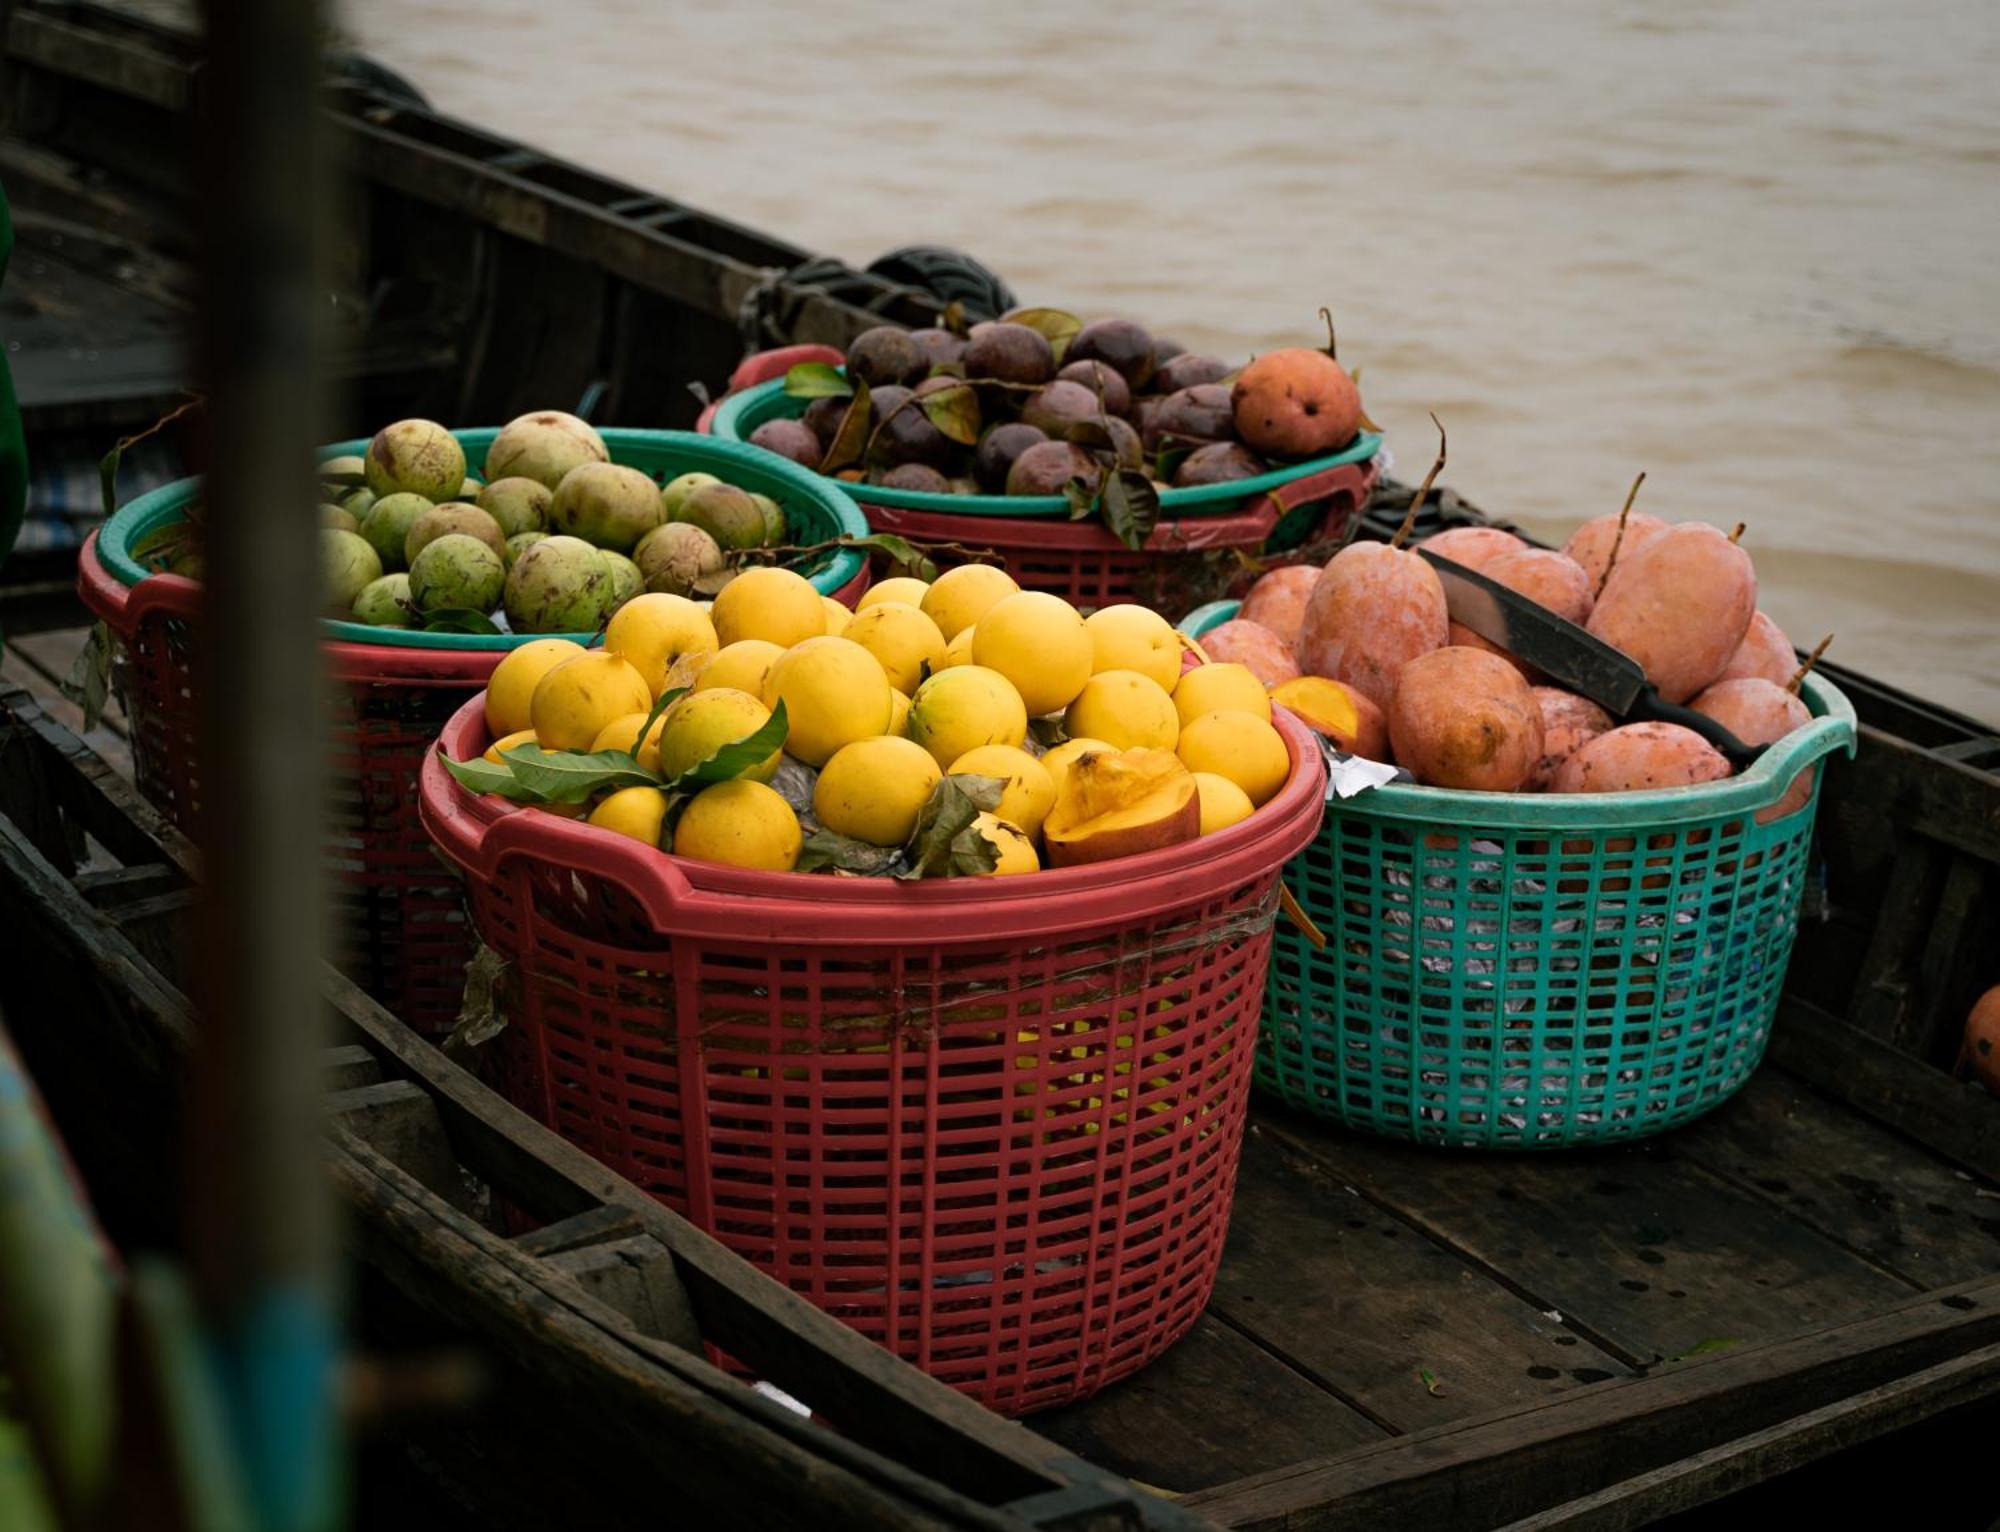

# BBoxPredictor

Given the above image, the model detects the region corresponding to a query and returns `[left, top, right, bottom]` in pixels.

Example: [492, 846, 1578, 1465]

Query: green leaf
[626, 685, 687, 768]
[917, 381, 981, 446]
[1662, 1338, 1742, 1363]
[60, 621, 116, 732]
[1005, 307, 1082, 363]
[782, 362, 854, 400]
[130, 521, 197, 574]
[845, 532, 937, 582]
[1099, 469, 1160, 553]
[420, 608, 504, 635]
[1152, 441, 1193, 484]
[440, 749, 547, 802]
[661, 700, 789, 790]
[498, 745, 663, 803]
[820, 376, 874, 474]
[1063, 477, 1098, 522]
[939, 301, 971, 339]
[899, 774, 1005, 880]
[99, 442, 124, 521]
[1027, 716, 1068, 749]
[796, 829, 905, 876]
[1419, 1368, 1444, 1397]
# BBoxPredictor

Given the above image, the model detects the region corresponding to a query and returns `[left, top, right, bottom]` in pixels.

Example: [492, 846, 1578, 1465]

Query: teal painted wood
[97, 428, 871, 649]
[1180, 600, 1858, 1149]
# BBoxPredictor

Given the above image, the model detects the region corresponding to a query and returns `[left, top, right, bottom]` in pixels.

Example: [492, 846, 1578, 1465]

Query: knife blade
[1418, 548, 1764, 767]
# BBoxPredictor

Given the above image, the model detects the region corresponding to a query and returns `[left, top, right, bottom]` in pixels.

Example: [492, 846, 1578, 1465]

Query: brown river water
[346, 0, 2000, 723]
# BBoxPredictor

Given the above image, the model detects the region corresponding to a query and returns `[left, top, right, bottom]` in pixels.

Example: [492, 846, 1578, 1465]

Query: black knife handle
[1628, 691, 1765, 769]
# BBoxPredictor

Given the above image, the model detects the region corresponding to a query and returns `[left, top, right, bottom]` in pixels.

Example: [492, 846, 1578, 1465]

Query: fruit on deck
[820, 597, 850, 636]
[504, 535, 614, 635]
[936, 626, 977, 670]
[677, 482, 767, 551]
[845, 325, 925, 388]
[816, 736, 942, 846]
[843, 601, 947, 696]
[483, 411, 608, 491]
[971, 812, 1041, 875]
[659, 471, 721, 521]
[714, 566, 826, 649]
[1084, 605, 1182, 692]
[1270, 675, 1389, 761]
[1177, 709, 1290, 806]
[1562, 510, 1668, 592]
[1039, 737, 1112, 799]
[1418, 526, 1527, 572]
[590, 711, 668, 772]
[633, 522, 724, 598]
[1586, 522, 1755, 705]
[351, 573, 413, 627]
[906, 665, 1029, 768]
[1195, 620, 1300, 687]
[1691, 675, 1816, 820]
[409, 533, 504, 616]
[963, 322, 1056, 387]
[1388, 647, 1544, 792]
[1064, 670, 1180, 751]
[1447, 547, 1595, 676]
[1173, 443, 1267, 487]
[974, 423, 1050, 492]
[477, 477, 553, 538]
[1043, 748, 1200, 867]
[950, 744, 1057, 839]
[485, 638, 586, 737]
[749, 418, 823, 470]
[655, 687, 780, 783]
[1066, 318, 1157, 390]
[672, 779, 801, 871]
[604, 592, 720, 697]
[1716, 610, 1797, 687]
[1230, 349, 1360, 458]
[1965, 988, 2000, 1097]
[482, 727, 538, 765]
[973, 592, 1093, 717]
[530, 651, 651, 752]
[1525, 687, 1614, 791]
[858, 576, 931, 612]
[1239, 565, 1321, 647]
[588, 786, 670, 846]
[323, 530, 383, 614]
[696, 639, 785, 699]
[359, 491, 433, 571]
[1294, 542, 1448, 710]
[763, 636, 895, 767]
[1550, 721, 1731, 793]
[1173, 663, 1271, 727]
[406, 502, 506, 566]
[551, 462, 667, 553]
[1192, 771, 1254, 834]
[504, 532, 547, 568]
[365, 418, 466, 502]
[1006, 440, 1102, 498]
[921, 564, 1020, 641]
[602, 552, 644, 613]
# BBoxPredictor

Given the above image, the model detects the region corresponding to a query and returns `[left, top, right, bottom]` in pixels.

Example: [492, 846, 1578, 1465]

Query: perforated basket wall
[420, 696, 1327, 1414]
[1180, 600, 1857, 1149]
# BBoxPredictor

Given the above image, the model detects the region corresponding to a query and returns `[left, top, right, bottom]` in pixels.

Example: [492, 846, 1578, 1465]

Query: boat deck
[10, 620, 1999, 1528]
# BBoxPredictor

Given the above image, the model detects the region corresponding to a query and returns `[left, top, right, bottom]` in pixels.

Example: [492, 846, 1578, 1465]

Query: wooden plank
[511, 1205, 645, 1259]
[1494, 1341, 2000, 1532]
[318, 1044, 380, 1093]
[1182, 1275, 2000, 1531]
[545, 1234, 703, 1353]
[326, 1081, 468, 1213]
[105, 885, 192, 986]
[1671, 1071, 2000, 1289]
[73, 862, 182, 909]
[1207, 1127, 1632, 1432]
[0, 684, 192, 875]
[1769, 996, 2000, 1183]
[1031, 1317, 1385, 1497]
[1257, 1112, 1910, 1370]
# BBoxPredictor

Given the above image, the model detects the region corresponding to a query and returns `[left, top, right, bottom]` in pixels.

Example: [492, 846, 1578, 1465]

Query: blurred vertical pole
[188, 0, 340, 1526]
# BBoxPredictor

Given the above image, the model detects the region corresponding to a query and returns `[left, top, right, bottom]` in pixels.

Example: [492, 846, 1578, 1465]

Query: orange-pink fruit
[1417, 525, 1527, 572]
[1294, 543, 1448, 710]
[1230, 349, 1362, 458]
[1966, 987, 2000, 1098]
[1447, 547, 1595, 677]
[1561, 510, 1668, 592]
[1387, 647, 1544, 792]
[1585, 523, 1756, 704]
[1714, 610, 1796, 687]
[1690, 676, 1815, 821]
[1550, 722, 1732, 793]
[1525, 687, 1614, 790]
[1199, 618, 1301, 687]
[1238, 564, 1321, 646]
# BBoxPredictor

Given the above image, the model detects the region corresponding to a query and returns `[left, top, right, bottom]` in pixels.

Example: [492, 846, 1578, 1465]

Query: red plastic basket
[420, 696, 1327, 1414]
[860, 456, 1379, 611]
[77, 531, 498, 1035]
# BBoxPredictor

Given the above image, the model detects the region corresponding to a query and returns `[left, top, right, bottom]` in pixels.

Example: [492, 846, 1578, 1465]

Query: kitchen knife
[1417, 548, 1764, 766]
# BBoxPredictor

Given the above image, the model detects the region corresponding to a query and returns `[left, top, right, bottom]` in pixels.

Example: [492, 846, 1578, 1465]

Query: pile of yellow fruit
[462, 561, 1297, 877]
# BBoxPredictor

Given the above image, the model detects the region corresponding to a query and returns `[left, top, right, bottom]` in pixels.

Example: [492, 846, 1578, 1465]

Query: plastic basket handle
[1148, 457, 1380, 550]
[76, 530, 203, 628]
[697, 344, 846, 435]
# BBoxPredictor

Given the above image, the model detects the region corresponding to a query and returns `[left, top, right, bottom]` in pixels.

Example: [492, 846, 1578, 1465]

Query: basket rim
[419, 688, 1328, 940]
[1179, 597, 1858, 825]
[94, 428, 871, 652]
[710, 375, 1383, 519]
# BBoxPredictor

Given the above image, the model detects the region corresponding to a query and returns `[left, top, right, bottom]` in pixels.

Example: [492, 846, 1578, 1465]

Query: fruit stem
[1595, 471, 1647, 600]
[1390, 413, 1446, 550]
[1318, 306, 1338, 360]
[861, 391, 924, 464]
[1787, 634, 1833, 695]
[1728, 522, 1746, 543]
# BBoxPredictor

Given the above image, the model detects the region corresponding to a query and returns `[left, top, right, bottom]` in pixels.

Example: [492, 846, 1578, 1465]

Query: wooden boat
[4, 5, 1998, 1525]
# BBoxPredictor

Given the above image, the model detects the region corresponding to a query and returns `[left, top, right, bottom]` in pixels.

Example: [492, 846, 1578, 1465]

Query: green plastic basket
[709, 375, 1382, 521]
[1180, 600, 1858, 1149]
[96, 428, 870, 649]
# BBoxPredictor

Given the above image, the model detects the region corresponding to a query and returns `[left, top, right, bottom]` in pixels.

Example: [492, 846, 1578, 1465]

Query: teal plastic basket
[1180, 600, 1858, 1149]
[709, 375, 1382, 521]
[96, 428, 870, 648]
